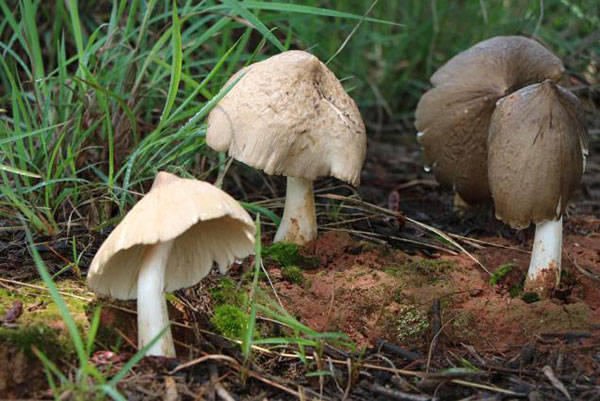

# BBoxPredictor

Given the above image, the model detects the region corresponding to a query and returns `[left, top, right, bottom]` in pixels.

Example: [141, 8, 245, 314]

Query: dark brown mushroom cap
[488, 81, 588, 229]
[415, 36, 565, 205]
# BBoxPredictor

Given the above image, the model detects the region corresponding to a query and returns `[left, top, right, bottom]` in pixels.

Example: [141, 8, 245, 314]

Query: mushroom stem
[274, 176, 317, 245]
[525, 217, 562, 294]
[137, 239, 175, 357]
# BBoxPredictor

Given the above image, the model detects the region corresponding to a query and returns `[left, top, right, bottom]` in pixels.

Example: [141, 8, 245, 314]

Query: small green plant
[509, 283, 524, 297]
[489, 262, 516, 286]
[522, 292, 540, 303]
[211, 304, 247, 339]
[281, 265, 304, 285]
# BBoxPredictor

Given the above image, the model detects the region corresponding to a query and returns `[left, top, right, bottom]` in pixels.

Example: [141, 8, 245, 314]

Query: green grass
[1, 0, 597, 235]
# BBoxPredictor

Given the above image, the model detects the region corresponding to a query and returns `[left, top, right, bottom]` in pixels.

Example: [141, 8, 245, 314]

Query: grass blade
[221, 0, 286, 52]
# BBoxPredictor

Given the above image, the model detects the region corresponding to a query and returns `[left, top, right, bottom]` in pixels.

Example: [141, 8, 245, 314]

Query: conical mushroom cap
[488, 81, 588, 229]
[87, 172, 256, 300]
[415, 36, 565, 204]
[206, 50, 366, 186]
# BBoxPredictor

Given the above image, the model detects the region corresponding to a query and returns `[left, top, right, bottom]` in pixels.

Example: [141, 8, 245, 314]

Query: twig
[0, 277, 93, 301]
[366, 382, 436, 401]
[376, 339, 423, 362]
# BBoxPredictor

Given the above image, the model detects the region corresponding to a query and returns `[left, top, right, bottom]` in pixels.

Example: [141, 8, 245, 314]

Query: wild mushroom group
[416, 36, 588, 295]
[86, 40, 588, 363]
[87, 50, 367, 356]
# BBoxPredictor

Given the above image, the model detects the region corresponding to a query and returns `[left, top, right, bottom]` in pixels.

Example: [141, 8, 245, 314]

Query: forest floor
[1, 133, 599, 400]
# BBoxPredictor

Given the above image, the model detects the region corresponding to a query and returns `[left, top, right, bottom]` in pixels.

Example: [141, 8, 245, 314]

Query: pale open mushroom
[206, 50, 366, 245]
[87, 172, 255, 357]
[488, 80, 588, 295]
[415, 36, 565, 205]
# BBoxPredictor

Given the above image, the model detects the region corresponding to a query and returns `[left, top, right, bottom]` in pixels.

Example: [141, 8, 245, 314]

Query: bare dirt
[267, 229, 600, 357]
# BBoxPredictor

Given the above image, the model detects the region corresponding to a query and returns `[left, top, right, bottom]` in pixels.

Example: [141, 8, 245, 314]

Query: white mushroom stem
[137, 239, 175, 357]
[525, 217, 562, 292]
[274, 176, 317, 245]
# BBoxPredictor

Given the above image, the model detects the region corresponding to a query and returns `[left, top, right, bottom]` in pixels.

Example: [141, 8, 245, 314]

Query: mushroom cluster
[415, 36, 565, 205]
[416, 36, 588, 295]
[87, 50, 367, 358]
[87, 172, 255, 357]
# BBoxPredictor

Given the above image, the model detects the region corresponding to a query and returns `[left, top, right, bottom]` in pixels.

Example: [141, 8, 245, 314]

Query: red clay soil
[269, 229, 600, 358]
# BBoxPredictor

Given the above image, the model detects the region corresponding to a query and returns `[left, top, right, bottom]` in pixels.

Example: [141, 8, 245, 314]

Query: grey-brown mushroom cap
[415, 36, 565, 205]
[488, 81, 588, 229]
[206, 50, 366, 186]
[431, 36, 565, 89]
[87, 172, 256, 300]
[416, 83, 499, 204]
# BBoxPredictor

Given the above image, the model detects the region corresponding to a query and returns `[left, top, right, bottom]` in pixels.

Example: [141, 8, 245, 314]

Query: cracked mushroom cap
[488, 81, 588, 229]
[87, 172, 255, 300]
[206, 50, 366, 186]
[415, 36, 565, 204]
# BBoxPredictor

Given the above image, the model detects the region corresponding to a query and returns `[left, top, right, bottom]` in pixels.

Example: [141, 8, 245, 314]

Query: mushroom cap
[206, 50, 366, 186]
[87, 172, 256, 300]
[488, 81, 588, 229]
[415, 36, 565, 204]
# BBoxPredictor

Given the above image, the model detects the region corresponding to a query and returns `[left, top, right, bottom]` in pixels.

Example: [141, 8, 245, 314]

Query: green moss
[210, 277, 245, 306]
[522, 292, 540, 303]
[0, 281, 89, 358]
[263, 242, 318, 269]
[385, 258, 455, 286]
[211, 304, 247, 339]
[509, 283, 523, 297]
[264, 242, 301, 266]
[448, 309, 477, 342]
[396, 305, 430, 343]
[489, 263, 516, 285]
[281, 265, 303, 285]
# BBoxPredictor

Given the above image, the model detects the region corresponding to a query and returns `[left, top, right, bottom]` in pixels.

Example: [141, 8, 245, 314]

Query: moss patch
[0, 281, 89, 358]
[489, 263, 516, 286]
[281, 266, 304, 285]
[210, 277, 245, 306]
[395, 305, 430, 343]
[385, 257, 455, 287]
[264, 242, 318, 269]
[211, 304, 247, 339]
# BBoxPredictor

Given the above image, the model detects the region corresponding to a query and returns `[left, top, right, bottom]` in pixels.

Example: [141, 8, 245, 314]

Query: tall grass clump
[1, 0, 596, 234]
[0, 0, 396, 234]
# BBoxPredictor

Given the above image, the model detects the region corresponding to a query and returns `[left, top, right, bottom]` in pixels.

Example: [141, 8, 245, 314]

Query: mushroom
[415, 36, 565, 205]
[488, 80, 588, 295]
[87, 172, 255, 356]
[206, 50, 366, 245]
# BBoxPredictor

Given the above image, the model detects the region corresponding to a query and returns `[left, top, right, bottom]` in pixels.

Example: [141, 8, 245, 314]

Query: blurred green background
[0, 0, 598, 234]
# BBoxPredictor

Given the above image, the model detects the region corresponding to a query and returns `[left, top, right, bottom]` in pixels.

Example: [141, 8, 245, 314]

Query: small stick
[366, 382, 436, 401]
[376, 339, 423, 362]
